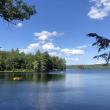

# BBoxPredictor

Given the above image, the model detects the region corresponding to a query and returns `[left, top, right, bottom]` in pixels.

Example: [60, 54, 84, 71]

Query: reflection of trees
[0, 72, 65, 82]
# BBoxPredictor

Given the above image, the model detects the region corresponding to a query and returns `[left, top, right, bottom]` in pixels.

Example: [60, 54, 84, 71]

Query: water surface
[0, 69, 110, 110]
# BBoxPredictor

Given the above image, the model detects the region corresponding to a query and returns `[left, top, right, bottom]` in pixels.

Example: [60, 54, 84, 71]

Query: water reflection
[65, 74, 84, 88]
[0, 72, 65, 82]
[0, 70, 110, 110]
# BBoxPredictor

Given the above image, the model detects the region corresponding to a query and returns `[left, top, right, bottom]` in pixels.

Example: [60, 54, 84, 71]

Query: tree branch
[87, 33, 110, 64]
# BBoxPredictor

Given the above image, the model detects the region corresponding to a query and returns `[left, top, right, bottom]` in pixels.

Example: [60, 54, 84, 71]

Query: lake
[0, 69, 110, 110]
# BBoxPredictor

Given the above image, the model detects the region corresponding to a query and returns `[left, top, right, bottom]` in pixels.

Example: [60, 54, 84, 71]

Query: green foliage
[51, 56, 66, 70]
[0, 0, 36, 23]
[0, 49, 66, 72]
[87, 33, 110, 64]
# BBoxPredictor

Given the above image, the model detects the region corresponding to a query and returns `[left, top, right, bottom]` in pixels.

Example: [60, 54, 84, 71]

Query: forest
[0, 49, 66, 72]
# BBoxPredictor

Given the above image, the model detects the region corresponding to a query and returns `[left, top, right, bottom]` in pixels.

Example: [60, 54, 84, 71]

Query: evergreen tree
[0, 49, 66, 72]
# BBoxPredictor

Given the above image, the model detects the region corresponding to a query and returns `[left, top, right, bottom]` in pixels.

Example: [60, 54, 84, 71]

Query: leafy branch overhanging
[87, 33, 110, 65]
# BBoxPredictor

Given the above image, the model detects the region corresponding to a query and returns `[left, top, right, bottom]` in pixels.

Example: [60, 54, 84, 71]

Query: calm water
[0, 69, 110, 110]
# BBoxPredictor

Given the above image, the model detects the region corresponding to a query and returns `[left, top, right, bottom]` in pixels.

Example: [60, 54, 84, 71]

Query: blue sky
[0, 0, 110, 65]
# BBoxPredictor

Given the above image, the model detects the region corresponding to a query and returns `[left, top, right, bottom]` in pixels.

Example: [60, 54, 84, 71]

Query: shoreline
[0, 68, 110, 73]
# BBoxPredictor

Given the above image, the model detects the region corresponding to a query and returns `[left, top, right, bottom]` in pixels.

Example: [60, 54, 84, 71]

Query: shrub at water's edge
[0, 49, 66, 72]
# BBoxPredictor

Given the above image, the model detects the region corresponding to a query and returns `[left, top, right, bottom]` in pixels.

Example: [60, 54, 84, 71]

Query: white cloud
[28, 43, 39, 49]
[34, 31, 64, 41]
[49, 52, 57, 56]
[76, 44, 92, 49]
[61, 48, 85, 55]
[42, 42, 60, 50]
[49, 52, 62, 56]
[42, 43, 54, 50]
[88, 0, 110, 20]
[19, 30, 85, 65]
[19, 43, 39, 54]
[17, 23, 23, 27]
[19, 30, 64, 54]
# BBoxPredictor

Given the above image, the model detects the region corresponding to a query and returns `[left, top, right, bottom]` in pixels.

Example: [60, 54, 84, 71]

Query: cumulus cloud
[49, 52, 57, 56]
[42, 42, 60, 50]
[19, 30, 85, 65]
[19, 43, 39, 54]
[88, 0, 110, 20]
[49, 52, 62, 57]
[42, 43, 54, 50]
[34, 31, 64, 41]
[20, 30, 64, 54]
[27, 43, 39, 49]
[19, 42, 60, 54]
[61, 48, 85, 55]
[17, 23, 23, 27]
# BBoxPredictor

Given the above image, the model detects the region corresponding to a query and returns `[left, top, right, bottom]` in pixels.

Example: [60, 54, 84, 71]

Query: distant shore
[67, 64, 110, 69]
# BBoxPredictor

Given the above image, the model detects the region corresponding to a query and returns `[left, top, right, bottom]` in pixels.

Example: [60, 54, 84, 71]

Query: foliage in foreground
[0, 0, 36, 24]
[0, 49, 66, 72]
[87, 33, 110, 64]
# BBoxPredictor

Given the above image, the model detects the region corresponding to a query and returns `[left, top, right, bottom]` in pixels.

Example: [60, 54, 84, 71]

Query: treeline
[0, 49, 66, 72]
[67, 64, 110, 69]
